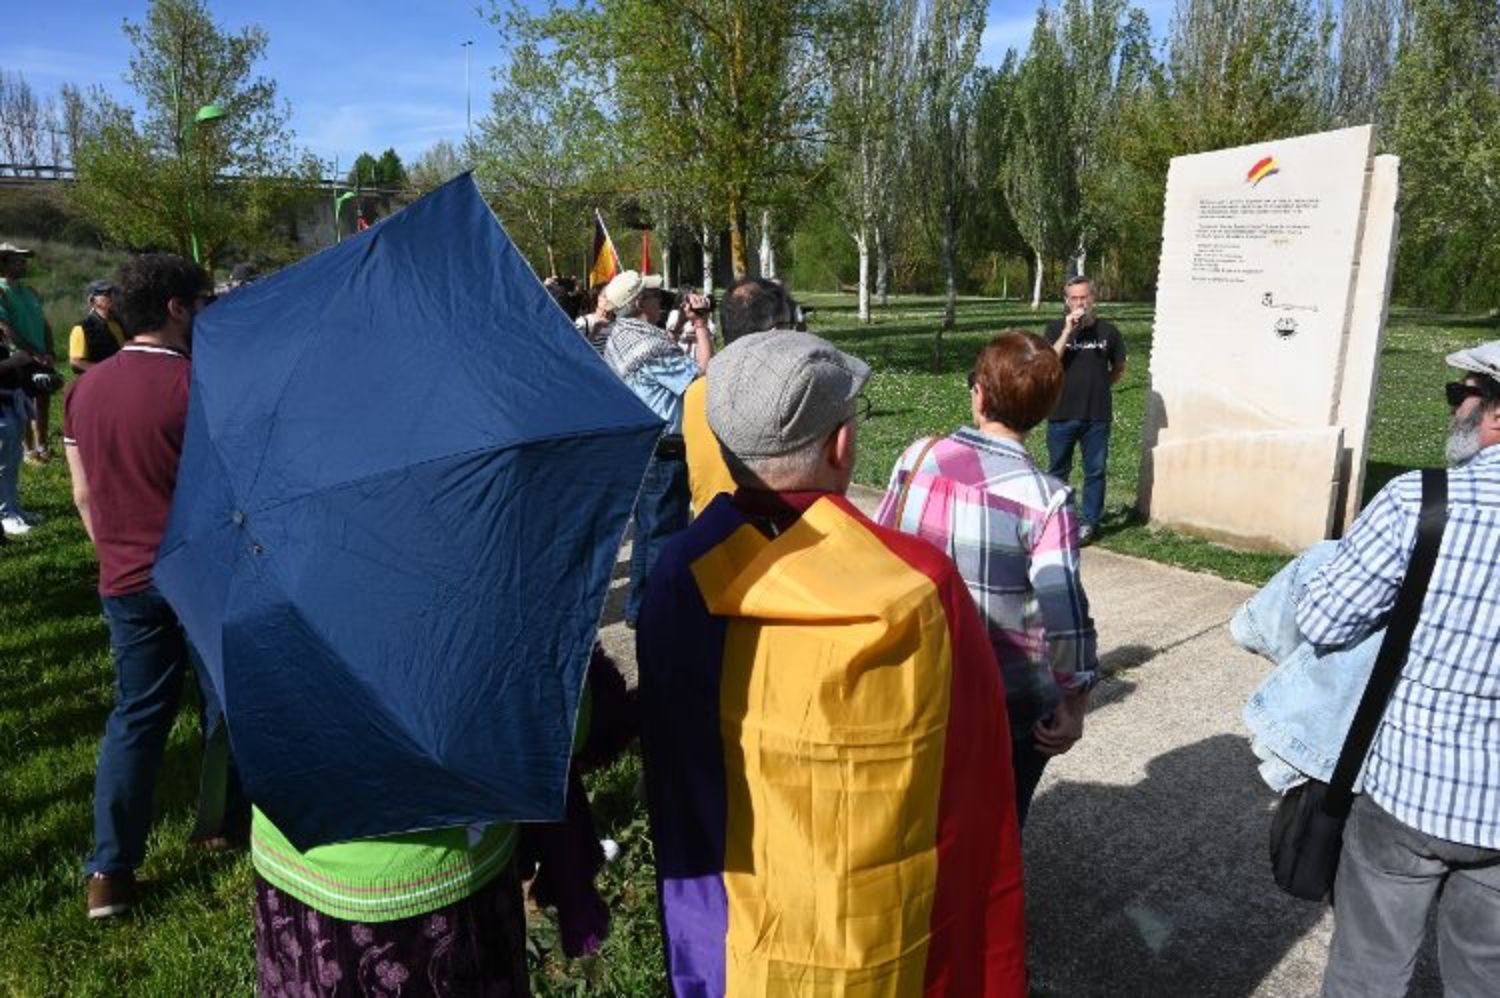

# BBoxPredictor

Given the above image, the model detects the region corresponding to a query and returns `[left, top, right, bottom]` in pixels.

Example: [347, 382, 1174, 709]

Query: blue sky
[5, 0, 1176, 170]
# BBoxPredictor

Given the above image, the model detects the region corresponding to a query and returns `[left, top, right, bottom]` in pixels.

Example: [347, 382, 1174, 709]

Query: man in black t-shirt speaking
[1044, 276, 1126, 545]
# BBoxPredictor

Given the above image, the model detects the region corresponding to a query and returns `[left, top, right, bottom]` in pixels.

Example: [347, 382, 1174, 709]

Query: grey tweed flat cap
[706, 330, 871, 459]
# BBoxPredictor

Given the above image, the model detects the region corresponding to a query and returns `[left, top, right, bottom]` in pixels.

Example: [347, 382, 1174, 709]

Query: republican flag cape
[589, 210, 621, 287]
[638, 492, 1026, 997]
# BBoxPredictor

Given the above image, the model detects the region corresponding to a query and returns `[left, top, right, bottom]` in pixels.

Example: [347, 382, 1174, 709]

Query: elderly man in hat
[602, 269, 713, 627]
[68, 280, 126, 375]
[636, 332, 1027, 997]
[0, 241, 57, 464]
[1302, 340, 1500, 997]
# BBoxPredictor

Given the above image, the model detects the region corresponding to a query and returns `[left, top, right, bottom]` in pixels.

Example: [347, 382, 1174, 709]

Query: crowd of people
[4, 231, 1498, 997]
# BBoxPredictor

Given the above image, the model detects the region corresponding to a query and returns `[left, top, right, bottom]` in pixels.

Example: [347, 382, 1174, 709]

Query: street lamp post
[172, 69, 227, 265]
[461, 40, 474, 148]
[334, 191, 359, 243]
[185, 104, 226, 265]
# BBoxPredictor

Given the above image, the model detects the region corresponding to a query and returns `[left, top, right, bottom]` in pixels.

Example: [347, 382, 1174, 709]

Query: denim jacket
[1231, 541, 1382, 793]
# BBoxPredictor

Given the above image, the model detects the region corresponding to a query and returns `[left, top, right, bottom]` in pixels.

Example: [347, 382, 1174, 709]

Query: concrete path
[598, 485, 1441, 997]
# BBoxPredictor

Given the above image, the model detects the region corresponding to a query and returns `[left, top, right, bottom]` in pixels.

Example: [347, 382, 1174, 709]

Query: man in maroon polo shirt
[63, 253, 245, 919]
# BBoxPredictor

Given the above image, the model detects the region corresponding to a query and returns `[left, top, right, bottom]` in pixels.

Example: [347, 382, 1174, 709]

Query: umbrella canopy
[155, 174, 662, 849]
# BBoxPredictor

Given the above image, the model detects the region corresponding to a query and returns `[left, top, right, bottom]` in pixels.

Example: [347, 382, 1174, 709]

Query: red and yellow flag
[1247, 155, 1280, 187]
[640, 228, 653, 276]
[639, 493, 1027, 997]
[588, 211, 621, 287]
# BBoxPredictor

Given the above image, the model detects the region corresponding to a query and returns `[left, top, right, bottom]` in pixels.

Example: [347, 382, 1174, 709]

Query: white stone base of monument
[1149, 427, 1344, 551]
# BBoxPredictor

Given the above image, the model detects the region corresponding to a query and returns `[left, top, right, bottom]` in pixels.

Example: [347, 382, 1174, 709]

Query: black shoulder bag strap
[1324, 467, 1448, 818]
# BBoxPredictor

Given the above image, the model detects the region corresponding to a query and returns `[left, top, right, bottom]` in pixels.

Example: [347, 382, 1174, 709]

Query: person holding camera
[1044, 276, 1125, 545]
[0, 242, 58, 465]
[0, 321, 46, 538]
[601, 270, 712, 628]
[662, 288, 716, 352]
[68, 280, 126, 375]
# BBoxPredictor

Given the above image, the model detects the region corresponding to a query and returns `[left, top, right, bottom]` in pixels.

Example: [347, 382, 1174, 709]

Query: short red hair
[971, 331, 1063, 431]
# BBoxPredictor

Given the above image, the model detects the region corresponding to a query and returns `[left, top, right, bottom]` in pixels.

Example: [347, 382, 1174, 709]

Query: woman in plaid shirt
[877, 331, 1099, 825]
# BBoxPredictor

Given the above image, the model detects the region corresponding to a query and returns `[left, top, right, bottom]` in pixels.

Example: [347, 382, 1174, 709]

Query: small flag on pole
[641, 229, 653, 276]
[589, 211, 622, 287]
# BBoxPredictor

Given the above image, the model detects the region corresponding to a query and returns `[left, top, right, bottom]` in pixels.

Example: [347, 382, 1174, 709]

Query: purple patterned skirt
[254, 862, 529, 997]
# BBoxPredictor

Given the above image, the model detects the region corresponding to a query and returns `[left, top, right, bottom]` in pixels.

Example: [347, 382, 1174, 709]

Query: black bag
[1269, 467, 1447, 902]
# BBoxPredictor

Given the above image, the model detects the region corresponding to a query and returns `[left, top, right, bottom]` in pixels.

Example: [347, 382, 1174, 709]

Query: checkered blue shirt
[876, 429, 1098, 738]
[1297, 446, 1500, 849]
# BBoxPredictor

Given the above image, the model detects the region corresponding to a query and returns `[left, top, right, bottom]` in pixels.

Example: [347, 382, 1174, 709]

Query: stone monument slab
[1139, 126, 1400, 551]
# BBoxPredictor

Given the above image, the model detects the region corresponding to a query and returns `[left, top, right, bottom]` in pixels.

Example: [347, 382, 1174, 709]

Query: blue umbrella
[155, 175, 661, 849]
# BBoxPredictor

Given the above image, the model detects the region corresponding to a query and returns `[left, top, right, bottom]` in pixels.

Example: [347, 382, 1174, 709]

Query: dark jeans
[1011, 736, 1050, 829]
[1046, 419, 1111, 528]
[88, 584, 247, 876]
[626, 454, 690, 627]
[1323, 796, 1500, 997]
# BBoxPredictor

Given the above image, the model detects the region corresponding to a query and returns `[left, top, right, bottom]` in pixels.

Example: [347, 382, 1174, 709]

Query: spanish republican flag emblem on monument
[1247, 155, 1280, 187]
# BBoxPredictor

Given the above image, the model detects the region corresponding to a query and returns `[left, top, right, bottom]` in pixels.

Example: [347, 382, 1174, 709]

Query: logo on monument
[1274, 316, 1299, 339]
[1247, 155, 1280, 187]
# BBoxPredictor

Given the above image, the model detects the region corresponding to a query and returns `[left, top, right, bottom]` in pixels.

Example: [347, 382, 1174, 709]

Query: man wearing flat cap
[1302, 340, 1500, 997]
[69, 281, 126, 375]
[602, 269, 713, 628]
[635, 332, 1027, 997]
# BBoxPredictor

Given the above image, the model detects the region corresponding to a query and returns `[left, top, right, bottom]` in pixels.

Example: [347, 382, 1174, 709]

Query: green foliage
[488, 0, 831, 278]
[1385, 0, 1500, 310]
[1002, 8, 1076, 302]
[472, 12, 618, 277]
[347, 148, 408, 189]
[68, 0, 322, 272]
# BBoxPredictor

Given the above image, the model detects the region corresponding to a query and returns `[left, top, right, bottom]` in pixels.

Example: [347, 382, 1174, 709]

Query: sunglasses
[1445, 381, 1491, 408]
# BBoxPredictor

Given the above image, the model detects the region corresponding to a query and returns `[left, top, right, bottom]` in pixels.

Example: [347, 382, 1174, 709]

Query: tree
[347, 148, 407, 188]
[1002, 7, 1074, 308]
[1385, 0, 1500, 308]
[493, 0, 831, 280]
[472, 16, 617, 278]
[407, 140, 463, 194]
[1163, 0, 1334, 152]
[70, 0, 320, 269]
[1331, 0, 1402, 128]
[914, 0, 987, 345]
[1056, 0, 1129, 277]
[825, 0, 918, 321]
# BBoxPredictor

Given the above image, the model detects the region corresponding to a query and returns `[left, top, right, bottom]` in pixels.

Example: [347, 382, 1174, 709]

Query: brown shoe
[86, 872, 136, 919]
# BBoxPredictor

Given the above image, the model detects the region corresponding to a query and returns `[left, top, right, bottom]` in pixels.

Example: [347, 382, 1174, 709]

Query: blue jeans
[1046, 419, 1111, 528]
[627, 454, 690, 627]
[0, 391, 25, 517]
[89, 585, 247, 876]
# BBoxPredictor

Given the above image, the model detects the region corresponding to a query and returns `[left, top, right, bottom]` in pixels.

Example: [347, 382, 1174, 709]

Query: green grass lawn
[1, 243, 1493, 994]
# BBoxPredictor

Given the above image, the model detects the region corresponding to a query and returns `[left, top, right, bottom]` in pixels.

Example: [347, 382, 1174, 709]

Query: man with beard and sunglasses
[1296, 341, 1500, 997]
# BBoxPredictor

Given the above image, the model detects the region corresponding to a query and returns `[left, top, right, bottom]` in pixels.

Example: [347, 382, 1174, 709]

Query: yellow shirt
[68, 317, 125, 362]
[683, 377, 737, 515]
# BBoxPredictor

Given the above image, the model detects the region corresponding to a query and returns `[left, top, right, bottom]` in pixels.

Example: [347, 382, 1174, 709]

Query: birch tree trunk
[941, 208, 957, 330]
[855, 225, 871, 323]
[700, 224, 716, 297]
[1031, 248, 1044, 309]
[758, 209, 776, 278]
[875, 226, 890, 305]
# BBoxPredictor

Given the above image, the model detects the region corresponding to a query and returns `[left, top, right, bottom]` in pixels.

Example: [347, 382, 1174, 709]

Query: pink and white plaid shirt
[876, 428, 1098, 735]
